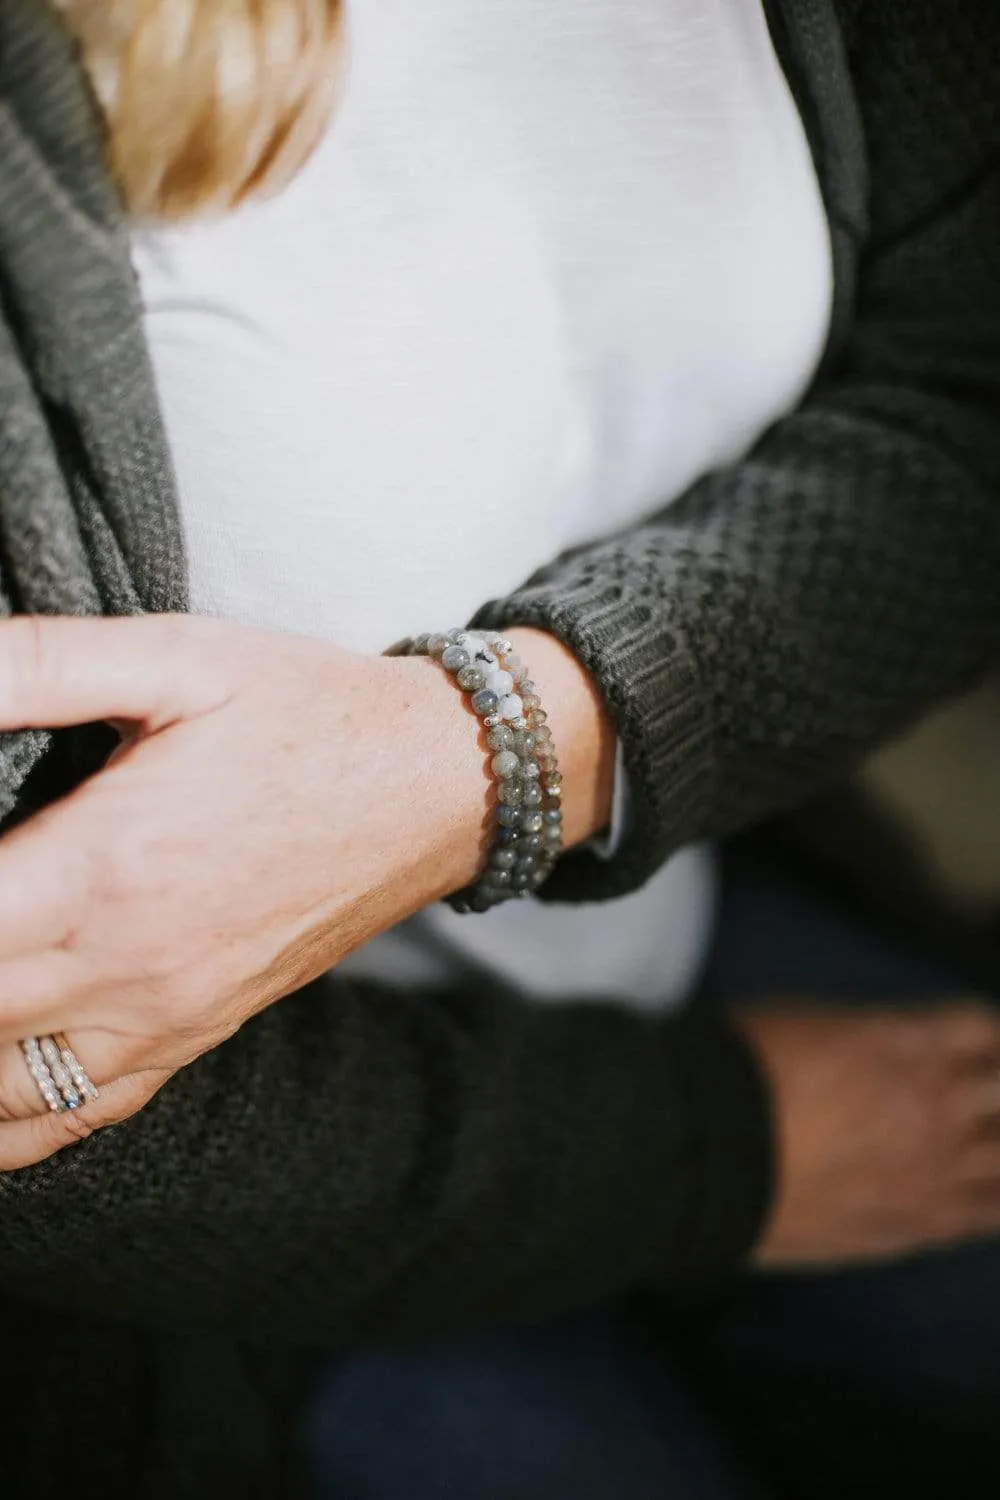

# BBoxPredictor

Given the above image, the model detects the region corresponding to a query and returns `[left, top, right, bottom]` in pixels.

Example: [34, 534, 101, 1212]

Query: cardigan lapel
[0, 0, 187, 619]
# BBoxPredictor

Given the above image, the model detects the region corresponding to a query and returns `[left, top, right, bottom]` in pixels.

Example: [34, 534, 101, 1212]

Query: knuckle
[154, 615, 231, 706]
[56, 1108, 95, 1146]
[19, 615, 58, 711]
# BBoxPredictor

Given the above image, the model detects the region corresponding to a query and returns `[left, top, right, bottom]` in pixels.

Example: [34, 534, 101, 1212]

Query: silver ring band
[21, 1035, 99, 1113]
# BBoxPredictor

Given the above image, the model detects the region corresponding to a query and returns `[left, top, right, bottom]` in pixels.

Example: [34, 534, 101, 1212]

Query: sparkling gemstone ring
[21, 1035, 99, 1114]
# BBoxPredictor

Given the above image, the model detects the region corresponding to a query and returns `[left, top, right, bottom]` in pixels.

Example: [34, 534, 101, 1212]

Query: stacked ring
[21, 1035, 99, 1113]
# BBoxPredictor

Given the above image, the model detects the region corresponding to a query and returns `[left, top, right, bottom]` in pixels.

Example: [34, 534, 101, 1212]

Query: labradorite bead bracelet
[396, 629, 564, 913]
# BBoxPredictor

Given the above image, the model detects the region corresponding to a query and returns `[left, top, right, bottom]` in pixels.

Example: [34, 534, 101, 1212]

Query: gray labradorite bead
[516, 853, 538, 873]
[496, 805, 522, 829]
[457, 663, 487, 692]
[511, 872, 532, 891]
[441, 644, 471, 672]
[498, 777, 525, 806]
[427, 633, 450, 658]
[544, 807, 563, 825]
[487, 725, 514, 751]
[472, 688, 499, 717]
[511, 730, 536, 757]
[491, 749, 520, 778]
[523, 783, 543, 809]
[488, 868, 512, 887]
[522, 833, 544, 852]
[497, 825, 520, 844]
[491, 848, 518, 870]
[521, 812, 544, 834]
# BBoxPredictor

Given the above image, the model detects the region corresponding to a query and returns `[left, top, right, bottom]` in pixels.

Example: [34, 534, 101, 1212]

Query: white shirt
[133, 0, 832, 1011]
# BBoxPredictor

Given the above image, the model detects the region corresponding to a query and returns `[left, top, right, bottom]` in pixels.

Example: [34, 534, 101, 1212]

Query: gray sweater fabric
[0, 0, 998, 1493]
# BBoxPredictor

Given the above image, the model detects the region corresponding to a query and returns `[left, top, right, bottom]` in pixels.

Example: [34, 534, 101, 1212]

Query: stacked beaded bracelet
[400, 629, 564, 913]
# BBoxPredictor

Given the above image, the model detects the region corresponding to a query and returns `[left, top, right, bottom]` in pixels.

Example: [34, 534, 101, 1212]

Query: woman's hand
[738, 1002, 1000, 1268]
[0, 614, 614, 1169]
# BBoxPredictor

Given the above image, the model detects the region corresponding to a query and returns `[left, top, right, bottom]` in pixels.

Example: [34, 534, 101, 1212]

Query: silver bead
[483, 713, 501, 729]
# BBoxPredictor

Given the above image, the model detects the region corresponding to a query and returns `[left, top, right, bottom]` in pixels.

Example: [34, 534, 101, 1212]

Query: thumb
[0, 615, 224, 732]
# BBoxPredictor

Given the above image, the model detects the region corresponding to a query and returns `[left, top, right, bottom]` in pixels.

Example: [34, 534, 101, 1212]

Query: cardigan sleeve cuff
[473, 568, 715, 902]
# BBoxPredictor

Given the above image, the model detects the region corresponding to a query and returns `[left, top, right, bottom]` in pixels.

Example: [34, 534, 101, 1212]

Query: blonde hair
[57, 1, 344, 220]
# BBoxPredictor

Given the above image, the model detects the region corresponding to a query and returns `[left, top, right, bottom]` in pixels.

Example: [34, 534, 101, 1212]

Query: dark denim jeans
[302, 846, 1000, 1499]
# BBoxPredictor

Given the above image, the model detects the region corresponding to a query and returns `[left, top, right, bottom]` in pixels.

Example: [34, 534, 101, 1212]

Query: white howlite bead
[487, 669, 514, 699]
[499, 694, 524, 722]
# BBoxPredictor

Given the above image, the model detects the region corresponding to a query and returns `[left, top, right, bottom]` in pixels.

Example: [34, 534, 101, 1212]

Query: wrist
[382, 650, 493, 902]
[503, 627, 616, 850]
[385, 627, 616, 907]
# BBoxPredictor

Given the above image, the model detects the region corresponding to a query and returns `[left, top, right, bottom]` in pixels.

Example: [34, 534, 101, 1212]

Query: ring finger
[0, 1030, 113, 1124]
[0, 1039, 171, 1172]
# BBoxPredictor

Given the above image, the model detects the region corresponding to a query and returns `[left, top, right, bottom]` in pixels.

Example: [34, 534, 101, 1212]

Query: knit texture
[0, 1, 998, 1493]
[479, 0, 1000, 902]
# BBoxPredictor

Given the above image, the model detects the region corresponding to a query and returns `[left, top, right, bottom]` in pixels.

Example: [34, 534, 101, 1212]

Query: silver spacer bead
[483, 713, 501, 728]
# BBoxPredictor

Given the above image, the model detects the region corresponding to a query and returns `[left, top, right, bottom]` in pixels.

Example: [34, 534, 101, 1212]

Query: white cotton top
[132, 0, 832, 1011]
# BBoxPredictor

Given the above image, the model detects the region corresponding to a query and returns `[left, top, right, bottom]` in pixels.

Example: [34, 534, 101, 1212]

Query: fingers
[0, 615, 227, 734]
[0, 1031, 115, 1123]
[0, 1068, 170, 1172]
[936, 1001, 1000, 1063]
[965, 1074, 1000, 1139]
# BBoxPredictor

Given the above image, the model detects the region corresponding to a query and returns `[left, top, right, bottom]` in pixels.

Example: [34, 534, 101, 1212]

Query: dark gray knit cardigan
[1, 0, 998, 1493]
